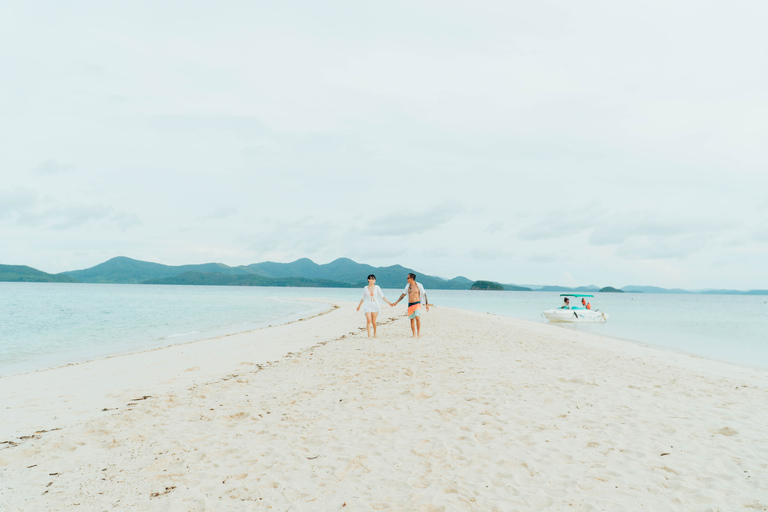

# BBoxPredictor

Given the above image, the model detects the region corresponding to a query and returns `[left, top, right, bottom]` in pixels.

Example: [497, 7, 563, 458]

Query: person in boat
[356, 274, 393, 338]
[393, 273, 429, 337]
[581, 298, 592, 309]
[561, 297, 571, 309]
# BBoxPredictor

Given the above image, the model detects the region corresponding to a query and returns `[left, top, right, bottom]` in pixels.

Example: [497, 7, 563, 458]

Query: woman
[356, 274, 393, 338]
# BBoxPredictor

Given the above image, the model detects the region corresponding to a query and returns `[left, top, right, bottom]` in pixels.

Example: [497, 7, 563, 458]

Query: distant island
[1, 257, 766, 295]
[0, 257, 480, 290]
[0, 264, 79, 283]
[470, 280, 504, 291]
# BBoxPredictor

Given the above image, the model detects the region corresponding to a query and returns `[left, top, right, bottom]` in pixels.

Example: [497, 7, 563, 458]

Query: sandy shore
[2, 302, 768, 511]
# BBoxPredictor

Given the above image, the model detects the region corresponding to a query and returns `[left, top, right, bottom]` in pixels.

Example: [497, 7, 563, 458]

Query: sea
[1, 282, 767, 376]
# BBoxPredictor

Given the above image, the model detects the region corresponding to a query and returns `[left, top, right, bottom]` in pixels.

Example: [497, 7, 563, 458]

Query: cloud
[588, 215, 710, 246]
[48, 205, 114, 229]
[586, 211, 731, 259]
[200, 207, 239, 221]
[247, 217, 341, 258]
[483, 221, 506, 234]
[589, 212, 729, 260]
[34, 160, 76, 176]
[516, 207, 729, 260]
[466, 247, 516, 261]
[0, 191, 142, 231]
[16, 206, 105, 228]
[614, 234, 709, 260]
[109, 212, 143, 231]
[366, 201, 463, 237]
[517, 207, 599, 241]
[747, 225, 768, 243]
[0, 188, 38, 219]
[527, 252, 560, 264]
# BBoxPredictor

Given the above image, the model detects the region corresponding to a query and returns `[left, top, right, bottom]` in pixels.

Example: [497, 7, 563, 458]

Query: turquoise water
[422, 290, 768, 370]
[1, 283, 767, 376]
[0, 283, 327, 376]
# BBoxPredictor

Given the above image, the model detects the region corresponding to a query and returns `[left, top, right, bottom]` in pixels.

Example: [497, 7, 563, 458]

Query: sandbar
[1, 302, 767, 511]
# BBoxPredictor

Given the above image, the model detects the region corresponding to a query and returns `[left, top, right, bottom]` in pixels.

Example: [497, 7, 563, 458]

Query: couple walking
[356, 273, 429, 338]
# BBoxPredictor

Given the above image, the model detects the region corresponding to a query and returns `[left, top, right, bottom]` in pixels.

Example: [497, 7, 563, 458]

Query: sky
[1, 1, 767, 290]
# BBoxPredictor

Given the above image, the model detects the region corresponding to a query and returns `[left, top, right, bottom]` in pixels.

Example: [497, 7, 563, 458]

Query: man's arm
[394, 293, 406, 305]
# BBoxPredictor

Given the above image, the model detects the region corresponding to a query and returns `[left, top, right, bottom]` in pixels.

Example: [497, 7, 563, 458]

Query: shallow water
[422, 290, 768, 370]
[2, 283, 767, 375]
[0, 283, 326, 376]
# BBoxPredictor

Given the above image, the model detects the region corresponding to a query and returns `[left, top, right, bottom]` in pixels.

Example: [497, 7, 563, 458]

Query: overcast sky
[2, 1, 767, 289]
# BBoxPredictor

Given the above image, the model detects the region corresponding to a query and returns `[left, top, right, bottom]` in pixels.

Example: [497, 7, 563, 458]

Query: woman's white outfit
[361, 285, 386, 313]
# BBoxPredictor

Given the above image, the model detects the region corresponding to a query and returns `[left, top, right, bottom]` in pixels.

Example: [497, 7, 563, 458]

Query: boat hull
[542, 309, 608, 323]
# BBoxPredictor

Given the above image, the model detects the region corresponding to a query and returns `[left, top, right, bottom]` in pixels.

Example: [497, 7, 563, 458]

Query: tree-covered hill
[142, 272, 359, 288]
[63, 256, 251, 284]
[244, 258, 470, 289]
[470, 280, 504, 290]
[0, 264, 80, 283]
[56, 256, 478, 289]
[502, 284, 533, 291]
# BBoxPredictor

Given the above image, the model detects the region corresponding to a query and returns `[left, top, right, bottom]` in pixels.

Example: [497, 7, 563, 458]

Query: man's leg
[410, 318, 416, 337]
[415, 316, 421, 337]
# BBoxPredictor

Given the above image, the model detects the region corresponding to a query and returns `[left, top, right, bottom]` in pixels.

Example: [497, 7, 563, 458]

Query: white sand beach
[1, 301, 767, 511]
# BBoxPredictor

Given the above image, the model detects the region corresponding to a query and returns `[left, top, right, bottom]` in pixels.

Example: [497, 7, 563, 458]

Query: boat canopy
[559, 294, 594, 297]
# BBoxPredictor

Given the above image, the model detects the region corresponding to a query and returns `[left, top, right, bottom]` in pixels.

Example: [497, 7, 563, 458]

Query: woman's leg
[365, 312, 373, 337]
[371, 312, 378, 337]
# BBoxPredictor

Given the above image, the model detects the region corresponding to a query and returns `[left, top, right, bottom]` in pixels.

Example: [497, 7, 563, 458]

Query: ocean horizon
[2, 282, 767, 376]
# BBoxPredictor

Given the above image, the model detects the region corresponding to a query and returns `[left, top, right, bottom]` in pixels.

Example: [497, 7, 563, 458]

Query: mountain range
[57, 257, 477, 290]
[1, 257, 766, 295]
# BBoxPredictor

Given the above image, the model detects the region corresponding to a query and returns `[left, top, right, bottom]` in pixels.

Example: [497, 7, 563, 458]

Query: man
[393, 273, 429, 337]
[561, 297, 571, 309]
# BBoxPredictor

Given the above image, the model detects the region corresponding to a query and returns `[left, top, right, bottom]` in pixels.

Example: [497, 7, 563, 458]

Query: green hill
[142, 272, 358, 288]
[0, 264, 80, 283]
[244, 258, 470, 290]
[60, 256, 473, 289]
[502, 284, 533, 291]
[63, 256, 251, 284]
[470, 280, 504, 290]
[599, 286, 624, 293]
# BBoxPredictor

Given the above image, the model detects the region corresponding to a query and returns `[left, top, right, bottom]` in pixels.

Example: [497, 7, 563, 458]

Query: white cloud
[367, 202, 463, 237]
[34, 160, 75, 176]
[1, 0, 767, 287]
[246, 217, 342, 260]
[0, 188, 38, 219]
[200, 207, 239, 221]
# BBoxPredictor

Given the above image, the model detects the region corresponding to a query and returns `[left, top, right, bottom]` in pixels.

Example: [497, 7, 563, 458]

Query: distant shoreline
[2, 256, 766, 295]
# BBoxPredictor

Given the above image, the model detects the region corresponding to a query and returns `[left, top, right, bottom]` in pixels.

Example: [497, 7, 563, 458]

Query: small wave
[163, 331, 201, 339]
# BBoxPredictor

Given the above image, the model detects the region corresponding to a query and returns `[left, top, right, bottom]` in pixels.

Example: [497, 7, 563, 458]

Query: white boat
[542, 294, 608, 323]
